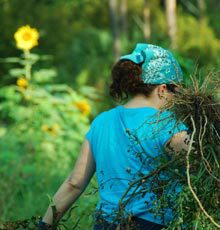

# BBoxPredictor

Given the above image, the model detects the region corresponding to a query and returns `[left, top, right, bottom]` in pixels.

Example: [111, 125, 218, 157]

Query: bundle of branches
[108, 72, 220, 229]
[165, 72, 220, 229]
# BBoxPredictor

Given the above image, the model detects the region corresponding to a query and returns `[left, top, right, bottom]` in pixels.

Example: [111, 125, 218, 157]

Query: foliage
[0, 0, 219, 88]
[177, 14, 220, 67]
[61, 27, 112, 87]
[0, 26, 99, 228]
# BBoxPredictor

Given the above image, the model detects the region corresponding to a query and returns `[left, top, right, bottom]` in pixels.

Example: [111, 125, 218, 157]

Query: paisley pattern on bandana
[120, 43, 183, 84]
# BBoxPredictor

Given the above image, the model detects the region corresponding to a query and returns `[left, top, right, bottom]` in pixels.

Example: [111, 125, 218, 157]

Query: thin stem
[186, 116, 220, 228]
[199, 113, 220, 182]
[116, 154, 182, 222]
[24, 49, 32, 80]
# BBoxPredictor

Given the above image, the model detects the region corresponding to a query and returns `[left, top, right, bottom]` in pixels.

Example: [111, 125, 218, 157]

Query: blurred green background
[0, 0, 220, 229]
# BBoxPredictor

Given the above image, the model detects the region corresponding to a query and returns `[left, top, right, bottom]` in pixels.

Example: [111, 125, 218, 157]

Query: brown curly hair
[109, 60, 158, 102]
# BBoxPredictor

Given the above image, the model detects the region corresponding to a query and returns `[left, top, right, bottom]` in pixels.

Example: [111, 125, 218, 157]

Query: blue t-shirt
[86, 105, 187, 225]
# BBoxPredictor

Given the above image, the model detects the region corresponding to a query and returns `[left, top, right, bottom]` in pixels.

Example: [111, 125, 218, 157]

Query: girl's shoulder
[89, 106, 119, 125]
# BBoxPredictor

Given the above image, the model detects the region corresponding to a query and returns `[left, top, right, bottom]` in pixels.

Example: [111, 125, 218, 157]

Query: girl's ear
[157, 84, 167, 99]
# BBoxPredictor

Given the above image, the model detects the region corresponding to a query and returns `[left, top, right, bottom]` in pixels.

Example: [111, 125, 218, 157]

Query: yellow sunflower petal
[75, 100, 91, 116]
[16, 77, 28, 88]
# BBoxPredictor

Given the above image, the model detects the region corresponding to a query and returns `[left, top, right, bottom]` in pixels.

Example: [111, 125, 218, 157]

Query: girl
[39, 43, 189, 230]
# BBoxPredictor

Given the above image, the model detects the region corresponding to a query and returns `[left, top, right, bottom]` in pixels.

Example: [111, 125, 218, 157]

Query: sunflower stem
[24, 49, 32, 80]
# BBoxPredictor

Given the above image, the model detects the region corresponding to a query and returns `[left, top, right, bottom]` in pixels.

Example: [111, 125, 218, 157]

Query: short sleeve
[156, 111, 188, 147]
[84, 111, 108, 161]
[85, 116, 100, 161]
[85, 110, 107, 144]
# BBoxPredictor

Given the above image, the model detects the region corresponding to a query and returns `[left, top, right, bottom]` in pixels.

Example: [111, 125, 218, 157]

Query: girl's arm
[42, 138, 95, 225]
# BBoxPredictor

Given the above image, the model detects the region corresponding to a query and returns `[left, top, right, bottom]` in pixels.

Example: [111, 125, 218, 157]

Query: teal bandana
[120, 43, 183, 84]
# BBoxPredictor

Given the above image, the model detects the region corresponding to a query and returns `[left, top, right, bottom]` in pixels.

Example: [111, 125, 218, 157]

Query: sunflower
[41, 124, 49, 132]
[16, 77, 28, 89]
[75, 100, 91, 116]
[41, 123, 60, 136]
[14, 25, 39, 51]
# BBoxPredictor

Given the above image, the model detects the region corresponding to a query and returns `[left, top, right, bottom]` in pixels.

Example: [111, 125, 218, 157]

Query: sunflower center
[22, 32, 32, 41]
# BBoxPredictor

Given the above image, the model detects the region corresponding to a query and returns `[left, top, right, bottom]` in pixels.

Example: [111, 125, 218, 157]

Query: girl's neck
[123, 94, 161, 110]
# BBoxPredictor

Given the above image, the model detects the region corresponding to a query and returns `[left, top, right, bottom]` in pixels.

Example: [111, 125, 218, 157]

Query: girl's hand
[38, 218, 52, 230]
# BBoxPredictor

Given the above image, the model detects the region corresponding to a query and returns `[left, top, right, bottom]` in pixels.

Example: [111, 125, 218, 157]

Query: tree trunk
[109, 0, 121, 61]
[143, 0, 151, 41]
[197, 0, 206, 22]
[120, 0, 127, 38]
[165, 0, 177, 49]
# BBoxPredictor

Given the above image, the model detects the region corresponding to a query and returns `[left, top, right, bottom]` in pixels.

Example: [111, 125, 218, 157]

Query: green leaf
[33, 68, 57, 83]
[0, 126, 7, 138]
[9, 68, 26, 77]
[0, 57, 21, 63]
